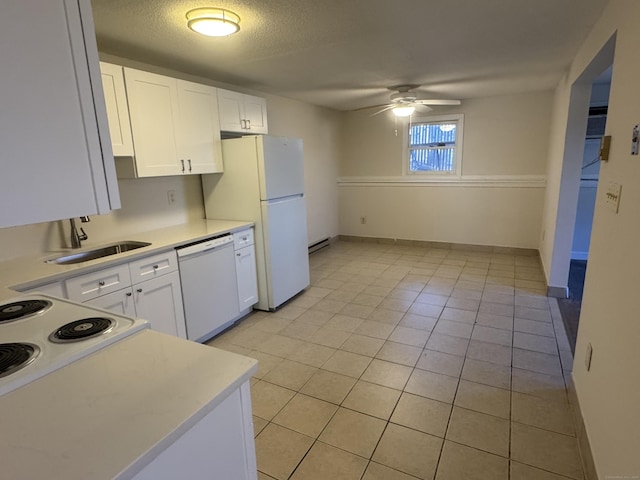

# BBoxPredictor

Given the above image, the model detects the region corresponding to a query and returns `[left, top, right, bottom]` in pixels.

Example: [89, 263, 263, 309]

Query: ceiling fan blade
[415, 99, 461, 106]
[369, 105, 396, 117]
[352, 103, 389, 112]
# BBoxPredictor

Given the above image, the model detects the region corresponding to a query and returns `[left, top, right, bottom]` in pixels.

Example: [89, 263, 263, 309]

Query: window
[407, 114, 463, 175]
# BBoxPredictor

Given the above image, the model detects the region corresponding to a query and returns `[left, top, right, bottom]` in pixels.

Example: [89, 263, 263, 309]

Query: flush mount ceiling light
[392, 106, 415, 117]
[186, 8, 240, 37]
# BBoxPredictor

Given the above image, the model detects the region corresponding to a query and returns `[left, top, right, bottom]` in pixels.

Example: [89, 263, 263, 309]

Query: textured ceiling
[91, 0, 609, 111]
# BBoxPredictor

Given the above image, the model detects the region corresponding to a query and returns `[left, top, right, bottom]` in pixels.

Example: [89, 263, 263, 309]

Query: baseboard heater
[308, 237, 330, 254]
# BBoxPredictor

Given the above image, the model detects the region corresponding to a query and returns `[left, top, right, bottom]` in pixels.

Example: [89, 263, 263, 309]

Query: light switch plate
[605, 182, 622, 213]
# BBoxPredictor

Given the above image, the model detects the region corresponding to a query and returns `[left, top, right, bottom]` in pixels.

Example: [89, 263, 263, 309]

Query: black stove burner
[0, 343, 39, 378]
[50, 317, 114, 343]
[0, 300, 51, 323]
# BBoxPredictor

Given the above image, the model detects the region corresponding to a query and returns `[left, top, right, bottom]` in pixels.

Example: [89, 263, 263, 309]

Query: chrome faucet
[69, 216, 90, 249]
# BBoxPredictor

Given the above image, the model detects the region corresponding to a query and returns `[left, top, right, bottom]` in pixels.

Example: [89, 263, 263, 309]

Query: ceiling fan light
[186, 8, 240, 37]
[392, 106, 415, 117]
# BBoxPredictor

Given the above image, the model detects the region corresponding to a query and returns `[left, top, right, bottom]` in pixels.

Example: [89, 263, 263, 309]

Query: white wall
[260, 94, 341, 245]
[0, 55, 341, 261]
[542, 0, 640, 476]
[339, 91, 552, 248]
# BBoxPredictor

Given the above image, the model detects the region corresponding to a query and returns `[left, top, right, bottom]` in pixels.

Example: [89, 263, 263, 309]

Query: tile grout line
[227, 242, 555, 479]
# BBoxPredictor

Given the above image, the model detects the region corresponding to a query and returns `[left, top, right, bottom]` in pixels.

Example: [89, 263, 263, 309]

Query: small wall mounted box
[599, 135, 611, 161]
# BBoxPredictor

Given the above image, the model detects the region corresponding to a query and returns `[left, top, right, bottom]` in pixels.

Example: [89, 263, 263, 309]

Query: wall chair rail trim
[337, 175, 547, 188]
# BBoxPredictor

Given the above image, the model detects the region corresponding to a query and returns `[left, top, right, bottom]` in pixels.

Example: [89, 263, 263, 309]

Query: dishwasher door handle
[176, 236, 233, 257]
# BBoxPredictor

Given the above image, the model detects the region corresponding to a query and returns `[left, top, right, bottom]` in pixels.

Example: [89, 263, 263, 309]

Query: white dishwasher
[176, 234, 240, 342]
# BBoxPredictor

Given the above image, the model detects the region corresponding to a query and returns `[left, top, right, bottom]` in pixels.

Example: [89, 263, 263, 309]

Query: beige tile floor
[209, 240, 580, 480]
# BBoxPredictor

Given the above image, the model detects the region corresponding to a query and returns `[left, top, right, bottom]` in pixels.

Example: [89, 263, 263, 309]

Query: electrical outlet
[585, 342, 593, 371]
[605, 182, 622, 213]
[167, 190, 176, 205]
[360, 216, 367, 225]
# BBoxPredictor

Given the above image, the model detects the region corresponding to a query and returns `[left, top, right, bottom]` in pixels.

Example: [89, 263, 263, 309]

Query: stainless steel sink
[45, 241, 151, 265]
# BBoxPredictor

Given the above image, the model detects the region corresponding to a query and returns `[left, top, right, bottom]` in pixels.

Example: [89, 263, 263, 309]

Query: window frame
[403, 113, 464, 177]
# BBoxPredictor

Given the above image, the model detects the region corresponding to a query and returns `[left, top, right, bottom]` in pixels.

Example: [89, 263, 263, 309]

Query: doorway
[557, 67, 612, 353]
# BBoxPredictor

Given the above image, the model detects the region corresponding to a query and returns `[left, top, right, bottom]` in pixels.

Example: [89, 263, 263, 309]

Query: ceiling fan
[364, 85, 461, 117]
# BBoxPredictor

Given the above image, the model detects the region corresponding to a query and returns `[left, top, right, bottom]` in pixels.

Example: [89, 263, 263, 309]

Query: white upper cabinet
[0, 0, 120, 228]
[243, 94, 269, 133]
[120, 68, 223, 177]
[100, 62, 134, 157]
[176, 80, 224, 174]
[123, 68, 182, 177]
[218, 89, 268, 134]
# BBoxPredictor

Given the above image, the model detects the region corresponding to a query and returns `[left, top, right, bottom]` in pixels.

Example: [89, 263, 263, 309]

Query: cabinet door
[217, 89, 245, 132]
[177, 80, 223, 174]
[243, 94, 269, 134]
[100, 62, 134, 157]
[124, 68, 182, 177]
[134, 271, 187, 339]
[0, 0, 119, 228]
[235, 245, 258, 311]
[85, 288, 136, 317]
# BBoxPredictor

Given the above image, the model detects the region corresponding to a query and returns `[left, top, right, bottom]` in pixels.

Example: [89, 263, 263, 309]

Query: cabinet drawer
[234, 229, 254, 249]
[21, 281, 66, 298]
[65, 263, 131, 302]
[129, 250, 178, 283]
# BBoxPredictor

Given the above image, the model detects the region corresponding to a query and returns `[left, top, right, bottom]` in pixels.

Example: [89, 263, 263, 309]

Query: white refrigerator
[202, 135, 310, 311]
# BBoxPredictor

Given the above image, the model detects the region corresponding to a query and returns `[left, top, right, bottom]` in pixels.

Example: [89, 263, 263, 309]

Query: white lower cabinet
[234, 228, 258, 312]
[131, 382, 257, 480]
[21, 281, 66, 298]
[133, 271, 187, 338]
[235, 245, 258, 311]
[67, 250, 187, 339]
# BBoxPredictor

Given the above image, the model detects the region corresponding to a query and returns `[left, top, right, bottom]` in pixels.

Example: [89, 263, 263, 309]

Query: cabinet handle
[236, 253, 241, 256]
[246, 119, 251, 130]
[188, 159, 192, 172]
[181, 159, 185, 172]
[137, 288, 143, 293]
[153, 265, 159, 270]
[126, 292, 132, 297]
[98, 281, 105, 286]
[241, 119, 246, 129]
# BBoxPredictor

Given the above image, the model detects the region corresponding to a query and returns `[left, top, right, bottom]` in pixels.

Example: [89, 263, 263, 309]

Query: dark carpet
[556, 260, 587, 354]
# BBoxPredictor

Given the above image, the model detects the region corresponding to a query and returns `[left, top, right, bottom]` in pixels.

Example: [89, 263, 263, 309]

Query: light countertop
[0, 329, 257, 480]
[0, 219, 253, 298]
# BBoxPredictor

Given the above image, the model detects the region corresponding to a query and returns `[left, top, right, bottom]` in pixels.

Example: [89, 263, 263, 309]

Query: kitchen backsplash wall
[0, 175, 204, 261]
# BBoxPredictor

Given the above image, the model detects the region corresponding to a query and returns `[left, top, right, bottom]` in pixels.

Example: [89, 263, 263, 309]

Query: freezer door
[261, 195, 310, 308]
[258, 136, 305, 200]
